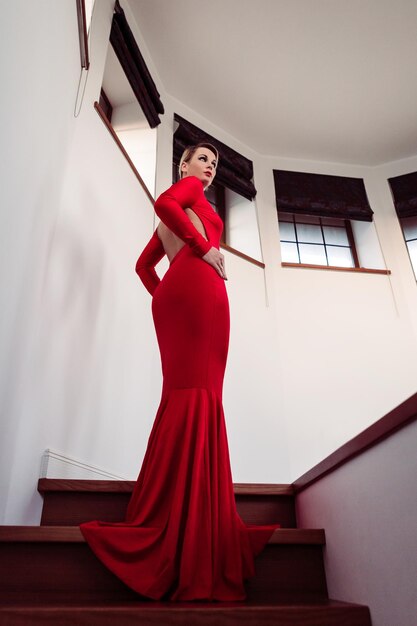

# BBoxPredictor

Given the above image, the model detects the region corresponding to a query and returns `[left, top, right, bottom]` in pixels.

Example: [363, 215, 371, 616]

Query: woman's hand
[202, 247, 227, 280]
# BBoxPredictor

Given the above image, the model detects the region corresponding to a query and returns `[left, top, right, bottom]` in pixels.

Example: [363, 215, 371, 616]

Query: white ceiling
[127, 0, 417, 166]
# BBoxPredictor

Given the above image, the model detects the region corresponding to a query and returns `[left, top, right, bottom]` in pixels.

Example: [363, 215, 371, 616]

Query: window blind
[110, 1, 164, 128]
[173, 114, 256, 201]
[273, 170, 373, 222]
[388, 171, 417, 219]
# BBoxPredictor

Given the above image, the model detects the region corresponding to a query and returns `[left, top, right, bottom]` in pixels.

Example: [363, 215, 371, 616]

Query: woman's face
[181, 147, 217, 188]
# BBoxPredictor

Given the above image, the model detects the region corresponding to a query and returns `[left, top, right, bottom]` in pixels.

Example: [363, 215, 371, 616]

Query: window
[172, 162, 226, 239]
[388, 171, 417, 281]
[399, 216, 417, 278]
[95, 0, 164, 196]
[273, 169, 386, 272]
[172, 161, 263, 262]
[279, 212, 359, 268]
[100, 45, 157, 194]
[172, 115, 263, 264]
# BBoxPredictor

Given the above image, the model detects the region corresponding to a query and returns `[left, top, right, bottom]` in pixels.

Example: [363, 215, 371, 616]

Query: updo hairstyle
[178, 142, 219, 178]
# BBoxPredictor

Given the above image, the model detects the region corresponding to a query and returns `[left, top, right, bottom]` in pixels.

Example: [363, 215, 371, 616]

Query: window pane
[299, 243, 327, 265]
[401, 216, 417, 241]
[327, 246, 354, 267]
[296, 223, 323, 244]
[323, 226, 349, 246]
[281, 242, 299, 263]
[225, 188, 262, 261]
[279, 221, 296, 242]
[406, 239, 417, 276]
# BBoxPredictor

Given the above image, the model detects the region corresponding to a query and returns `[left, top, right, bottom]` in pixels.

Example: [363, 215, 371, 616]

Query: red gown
[80, 175, 279, 601]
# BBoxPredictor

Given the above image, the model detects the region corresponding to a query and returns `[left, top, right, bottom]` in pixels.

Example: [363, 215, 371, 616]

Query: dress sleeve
[135, 230, 166, 296]
[153, 176, 212, 257]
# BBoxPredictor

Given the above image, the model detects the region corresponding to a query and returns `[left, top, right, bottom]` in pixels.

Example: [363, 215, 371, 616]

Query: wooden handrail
[293, 391, 417, 492]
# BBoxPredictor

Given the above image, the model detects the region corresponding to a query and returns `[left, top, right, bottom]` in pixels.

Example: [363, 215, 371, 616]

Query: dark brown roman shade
[388, 171, 417, 219]
[173, 114, 256, 201]
[110, 1, 164, 128]
[273, 170, 374, 222]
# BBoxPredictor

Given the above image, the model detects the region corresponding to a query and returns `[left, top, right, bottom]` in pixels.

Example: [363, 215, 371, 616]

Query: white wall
[2, 0, 417, 525]
[115, 8, 417, 490]
[0, 0, 288, 525]
[114, 126, 157, 195]
[0, 0, 163, 524]
[0, 0, 84, 522]
[296, 418, 417, 626]
[254, 153, 417, 480]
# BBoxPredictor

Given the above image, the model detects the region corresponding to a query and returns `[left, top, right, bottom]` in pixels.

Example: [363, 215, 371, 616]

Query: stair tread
[39, 480, 297, 528]
[0, 599, 372, 626]
[0, 526, 325, 545]
[0, 599, 368, 609]
[38, 478, 294, 496]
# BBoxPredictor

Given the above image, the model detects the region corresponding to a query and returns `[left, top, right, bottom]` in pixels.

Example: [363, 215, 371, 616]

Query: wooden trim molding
[0, 526, 84, 543]
[345, 219, 360, 268]
[38, 479, 135, 493]
[99, 88, 113, 123]
[282, 262, 391, 275]
[221, 243, 265, 268]
[293, 391, 417, 493]
[94, 101, 155, 205]
[234, 483, 294, 495]
[76, 0, 90, 70]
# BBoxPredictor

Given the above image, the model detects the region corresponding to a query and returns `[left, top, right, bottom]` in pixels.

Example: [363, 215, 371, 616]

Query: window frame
[278, 212, 389, 274]
[278, 212, 360, 269]
[172, 164, 263, 266]
[399, 216, 417, 280]
[99, 88, 113, 124]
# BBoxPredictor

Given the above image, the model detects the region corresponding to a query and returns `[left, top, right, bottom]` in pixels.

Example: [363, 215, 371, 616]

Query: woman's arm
[153, 177, 212, 257]
[135, 230, 166, 296]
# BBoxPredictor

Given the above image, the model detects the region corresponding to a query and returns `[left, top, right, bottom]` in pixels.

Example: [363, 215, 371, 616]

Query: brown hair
[179, 143, 219, 178]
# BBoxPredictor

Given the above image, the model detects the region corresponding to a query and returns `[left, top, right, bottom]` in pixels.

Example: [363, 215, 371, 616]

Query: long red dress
[80, 175, 279, 601]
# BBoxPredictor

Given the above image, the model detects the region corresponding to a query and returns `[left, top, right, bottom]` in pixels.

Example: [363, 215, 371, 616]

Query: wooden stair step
[38, 480, 295, 495]
[38, 479, 296, 528]
[0, 599, 372, 626]
[0, 527, 327, 602]
[0, 526, 324, 544]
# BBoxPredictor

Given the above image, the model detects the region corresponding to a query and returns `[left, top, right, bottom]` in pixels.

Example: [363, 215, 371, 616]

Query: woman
[80, 143, 279, 601]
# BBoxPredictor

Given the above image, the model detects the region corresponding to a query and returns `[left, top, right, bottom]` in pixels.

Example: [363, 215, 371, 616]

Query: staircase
[0, 479, 371, 625]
